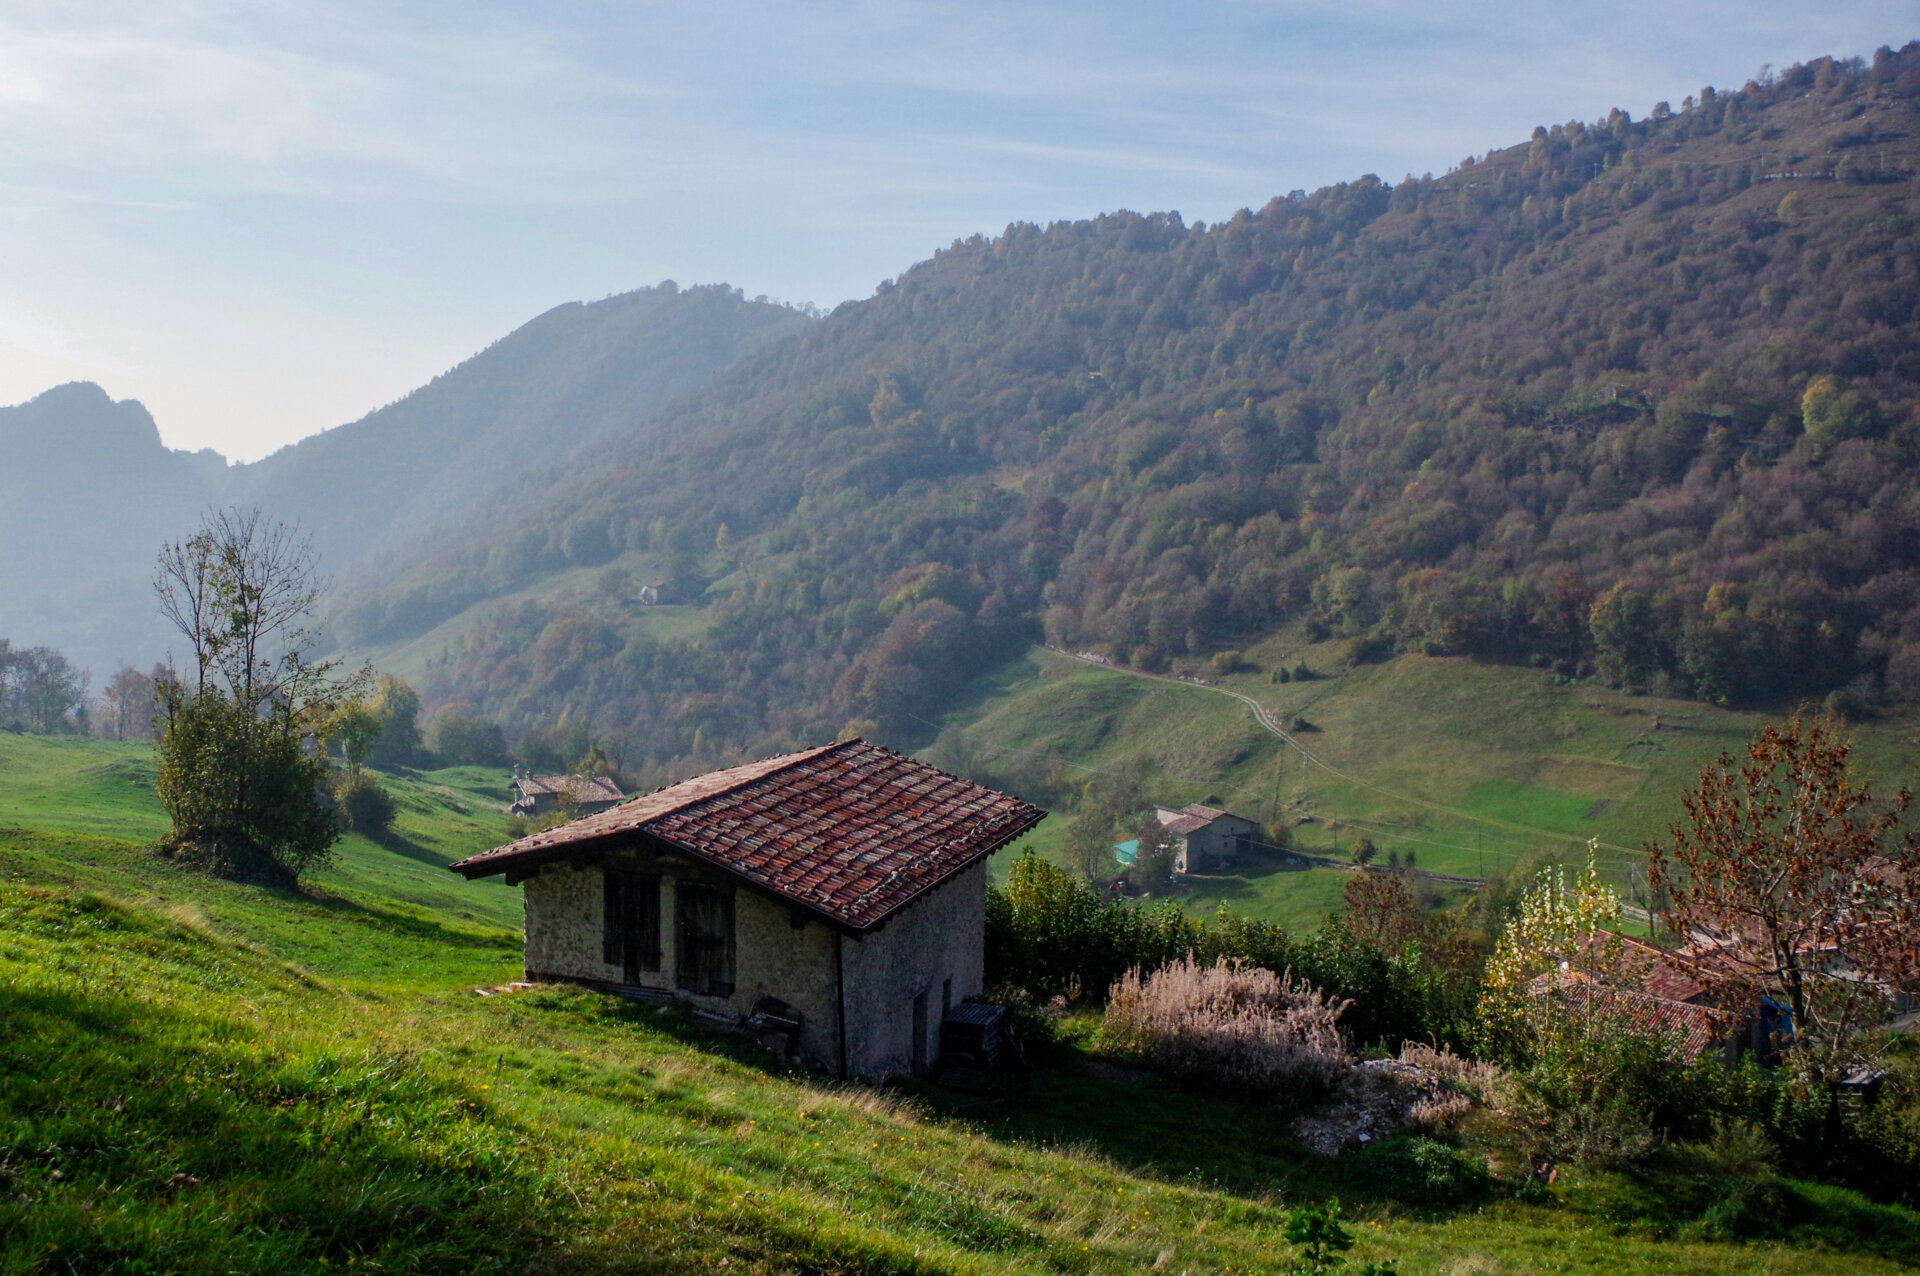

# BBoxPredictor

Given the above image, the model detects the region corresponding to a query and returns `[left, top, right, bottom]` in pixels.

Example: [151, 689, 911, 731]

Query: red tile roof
[514, 774, 624, 804]
[1530, 971, 1723, 1058]
[451, 740, 1046, 931]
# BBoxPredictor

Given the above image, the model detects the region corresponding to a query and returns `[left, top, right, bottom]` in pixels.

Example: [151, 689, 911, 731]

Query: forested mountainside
[0, 285, 806, 676]
[343, 46, 1920, 775]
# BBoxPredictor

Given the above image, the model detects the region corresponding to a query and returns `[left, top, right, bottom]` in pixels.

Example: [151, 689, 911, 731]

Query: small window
[603, 870, 661, 981]
[675, 881, 736, 997]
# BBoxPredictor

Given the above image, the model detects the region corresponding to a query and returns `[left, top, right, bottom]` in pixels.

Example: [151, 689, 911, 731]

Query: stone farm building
[1152, 803, 1260, 874]
[509, 773, 625, 819]
[452, 740, 1045, 1078]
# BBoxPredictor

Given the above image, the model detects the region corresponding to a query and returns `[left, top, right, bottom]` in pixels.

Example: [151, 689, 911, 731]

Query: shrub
[1494, 1012, 1695, 1167]
[156, 692, 340, 882]
[987, 851, 1465, 1048]
[1346, 1136, 1490, 1208]
[1103, 957, 1352, 1109]
[333, 772, 397, 836]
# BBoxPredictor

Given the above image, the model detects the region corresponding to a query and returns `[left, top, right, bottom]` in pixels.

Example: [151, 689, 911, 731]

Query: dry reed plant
[1103, 957, 1353, 1108]
[1387, 1043, 1499, 1129]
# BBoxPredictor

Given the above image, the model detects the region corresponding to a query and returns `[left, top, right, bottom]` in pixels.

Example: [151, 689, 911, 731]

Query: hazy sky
[0, 2, 1910, 461]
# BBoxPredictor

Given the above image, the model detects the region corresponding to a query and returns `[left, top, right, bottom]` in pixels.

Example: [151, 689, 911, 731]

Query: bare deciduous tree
[155, 507, 327, 711]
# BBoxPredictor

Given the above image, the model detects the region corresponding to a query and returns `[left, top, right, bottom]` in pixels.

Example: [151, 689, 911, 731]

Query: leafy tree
[0, 640, 88, 734]
[1800, 375, 1882, 455]
[152, 508, 369, 882]
[366, 675, 423, 767]
[1646, 718, 1920, 1083]
[94, 664, 163, 742]
[1476, 849, 1636, 1058]
[332, 700, 382, 772]
[430, 712, 510, 767]
[332, 771, 397, 836]
[1062, 807, 1117, 883]
[1343, 870, 1419, 953]
[1124, 815, 1178, 892]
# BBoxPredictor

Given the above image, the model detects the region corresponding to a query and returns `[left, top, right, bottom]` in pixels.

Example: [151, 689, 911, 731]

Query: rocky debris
[1290, 1047, 1492, 1155]
[471, 981, 541, 997]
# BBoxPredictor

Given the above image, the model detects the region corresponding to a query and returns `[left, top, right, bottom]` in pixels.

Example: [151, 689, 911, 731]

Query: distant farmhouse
[510, 773, 626, 820]
[1152, 803, 1260, 874]
[637, 579, 687, 606]
[452, 740, 1044, 1078]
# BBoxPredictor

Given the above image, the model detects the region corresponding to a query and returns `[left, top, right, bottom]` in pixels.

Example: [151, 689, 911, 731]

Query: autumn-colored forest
[340, 45, 1920, 774]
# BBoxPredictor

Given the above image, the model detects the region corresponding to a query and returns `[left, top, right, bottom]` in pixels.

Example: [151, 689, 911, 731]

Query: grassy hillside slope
[931, 643, 1920, 928]
[6, 734, 1920, 1272]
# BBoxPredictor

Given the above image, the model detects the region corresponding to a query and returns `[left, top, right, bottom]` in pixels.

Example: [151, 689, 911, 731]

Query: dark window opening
[912, 990, 930, 1076]
[676, 881, 736, 997]
[603, 870, 662, 983]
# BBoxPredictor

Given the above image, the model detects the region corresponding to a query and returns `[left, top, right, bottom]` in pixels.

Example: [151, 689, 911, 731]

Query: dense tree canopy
[342, 47, 1920, 775]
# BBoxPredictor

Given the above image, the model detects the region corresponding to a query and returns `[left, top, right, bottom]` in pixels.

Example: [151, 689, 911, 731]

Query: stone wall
[518, 842, 988, 1076]
[839, 860, 987, 1077]
[1182, 814, 1259, 872]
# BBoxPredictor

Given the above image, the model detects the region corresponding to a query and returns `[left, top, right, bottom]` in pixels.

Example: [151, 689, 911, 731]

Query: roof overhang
[458, 808, 1044, 935]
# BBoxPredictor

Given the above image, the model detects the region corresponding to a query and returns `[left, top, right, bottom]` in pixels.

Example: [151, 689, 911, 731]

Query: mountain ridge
[332, 44, 1920, 778]
[0, 284, 810, 676]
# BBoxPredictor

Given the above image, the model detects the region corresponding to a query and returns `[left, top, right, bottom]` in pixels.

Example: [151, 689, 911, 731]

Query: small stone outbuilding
[452, 740, 1044, 1078]
[1152, 802, 1260, 874]
[510, 773, 625, 819]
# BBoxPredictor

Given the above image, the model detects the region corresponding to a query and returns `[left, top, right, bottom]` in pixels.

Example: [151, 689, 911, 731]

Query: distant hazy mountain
[0, 382, 226, 674]
[0, 284, 809, 677]
[231, 283, 808, 570]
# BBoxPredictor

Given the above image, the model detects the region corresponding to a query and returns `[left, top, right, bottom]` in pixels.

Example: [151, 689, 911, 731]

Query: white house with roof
[1152, 802, 1260, 874]
[453, 740, 1044, 1078]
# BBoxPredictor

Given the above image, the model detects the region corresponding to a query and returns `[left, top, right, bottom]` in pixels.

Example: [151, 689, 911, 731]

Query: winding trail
[1043, 646, 1645, 864]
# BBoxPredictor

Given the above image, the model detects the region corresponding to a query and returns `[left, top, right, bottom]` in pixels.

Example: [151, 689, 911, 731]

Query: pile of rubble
[1290, 1045, 1495, 1155]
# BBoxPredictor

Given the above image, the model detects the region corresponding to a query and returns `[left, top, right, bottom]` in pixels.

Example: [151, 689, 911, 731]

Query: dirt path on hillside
[1043, 645, 1644, 865]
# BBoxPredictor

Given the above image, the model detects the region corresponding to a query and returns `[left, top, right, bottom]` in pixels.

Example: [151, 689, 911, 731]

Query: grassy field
[933, 643, 1920, 926]
[4, 732, 1920, 1271]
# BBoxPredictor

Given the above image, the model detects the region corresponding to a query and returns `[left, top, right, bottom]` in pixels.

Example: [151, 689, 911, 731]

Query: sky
[0, 2, 1911, 462]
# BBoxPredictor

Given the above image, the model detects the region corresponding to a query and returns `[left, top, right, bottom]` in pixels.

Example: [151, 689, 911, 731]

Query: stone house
[1152, 802, 1260, 874]
[509, 773, 625, 819]
[451, 740, 1045, 1078]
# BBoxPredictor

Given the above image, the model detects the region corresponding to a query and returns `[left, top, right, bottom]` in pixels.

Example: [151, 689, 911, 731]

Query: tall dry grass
[1103, 957, 1353, 1109]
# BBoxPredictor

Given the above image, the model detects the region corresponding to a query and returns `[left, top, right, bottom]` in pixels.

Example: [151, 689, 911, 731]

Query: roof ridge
[627, 738, 858, 827]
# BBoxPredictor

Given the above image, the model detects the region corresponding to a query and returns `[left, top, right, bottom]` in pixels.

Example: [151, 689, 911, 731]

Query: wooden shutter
[631, 875, 662, 973]
[603, 870, 662, 978]
[603, 868, 628, 966]
[675, 882, 736, 997]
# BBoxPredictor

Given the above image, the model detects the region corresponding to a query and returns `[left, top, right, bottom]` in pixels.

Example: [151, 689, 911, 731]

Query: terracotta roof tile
[515, 774, 624, 804]
[453, 740, 1045, 931]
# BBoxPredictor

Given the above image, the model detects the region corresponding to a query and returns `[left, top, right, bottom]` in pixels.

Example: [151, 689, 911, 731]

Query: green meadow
[5, 727, 1920, 1272]
[937, 643, 1920, 925]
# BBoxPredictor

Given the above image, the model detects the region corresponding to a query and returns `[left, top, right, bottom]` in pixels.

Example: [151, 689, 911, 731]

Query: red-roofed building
[452, 740, 1044, 1078]
[509, 773, 625, 819]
